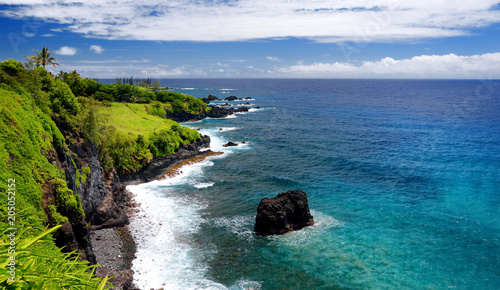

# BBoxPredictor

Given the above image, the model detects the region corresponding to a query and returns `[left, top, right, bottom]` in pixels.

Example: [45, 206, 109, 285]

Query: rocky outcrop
[225, 95, 238, 101]
[254, 190, 314, 236]
[201, 94, 219, 104]
[165, 106, 249, 122]
[207, 106, 248, 118]
[223, 142, 238, 147]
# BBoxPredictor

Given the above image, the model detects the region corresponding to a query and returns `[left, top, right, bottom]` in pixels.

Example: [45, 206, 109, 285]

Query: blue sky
[1, 0, 500, 78]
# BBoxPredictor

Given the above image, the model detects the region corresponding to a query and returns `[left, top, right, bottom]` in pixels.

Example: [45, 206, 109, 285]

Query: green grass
[107, 102, 177, 137]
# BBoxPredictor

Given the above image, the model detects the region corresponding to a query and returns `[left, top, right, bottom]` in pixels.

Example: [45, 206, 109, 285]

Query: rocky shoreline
[91, 135, 214, 289]
[166, 105, 249, 122]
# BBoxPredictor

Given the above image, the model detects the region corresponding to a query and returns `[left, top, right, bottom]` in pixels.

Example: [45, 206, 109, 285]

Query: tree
[27, 47, 60, 68]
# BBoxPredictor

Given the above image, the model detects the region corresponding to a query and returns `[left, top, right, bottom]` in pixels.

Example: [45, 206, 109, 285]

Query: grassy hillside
[96, 102, 201, 174]
[107, 102, 176, 136]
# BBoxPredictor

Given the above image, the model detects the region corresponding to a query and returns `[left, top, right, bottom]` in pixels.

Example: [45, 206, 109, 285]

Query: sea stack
[254, 190, 314, 236]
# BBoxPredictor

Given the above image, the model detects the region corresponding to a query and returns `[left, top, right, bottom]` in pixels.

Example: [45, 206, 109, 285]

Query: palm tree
[28, 47, 60, 68]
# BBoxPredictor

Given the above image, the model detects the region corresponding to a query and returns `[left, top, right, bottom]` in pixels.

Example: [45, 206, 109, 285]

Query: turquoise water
[128, 79, 500, 289]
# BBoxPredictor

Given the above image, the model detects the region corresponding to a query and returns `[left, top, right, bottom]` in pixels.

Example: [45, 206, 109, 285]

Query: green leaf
[18, 225, 61, 249]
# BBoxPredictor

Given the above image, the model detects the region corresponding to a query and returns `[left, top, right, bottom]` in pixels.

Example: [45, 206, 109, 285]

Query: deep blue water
[128, 79, 500, 289]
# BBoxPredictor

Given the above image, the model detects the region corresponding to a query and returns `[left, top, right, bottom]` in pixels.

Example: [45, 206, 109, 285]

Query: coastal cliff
[0, 59, 216, 288]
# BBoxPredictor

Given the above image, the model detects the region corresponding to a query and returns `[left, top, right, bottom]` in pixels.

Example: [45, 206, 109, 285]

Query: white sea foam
[194, 182, 215, 189]
[213, 215, 255, 240]
[196, 128, 252, 153]
[129, 184, 209, 289]
[230, 98, 254, 101]
[269, 210, 343, 246]
[220, 88, 237, 91]
[128, 157, 224, 289]
[228, 280, 263, 290]
[216, 127, 242, 132]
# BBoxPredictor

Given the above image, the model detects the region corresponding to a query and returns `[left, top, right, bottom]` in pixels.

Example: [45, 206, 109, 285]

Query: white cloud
[89, 45, 104, 54]
[266, 56, 281, 62]
[55, 46, 77, 55]
[49, 62, 206, 78]
[276, 52, 500, 78]
[1, 0, 499, 42]
[41, 33, 54, 37]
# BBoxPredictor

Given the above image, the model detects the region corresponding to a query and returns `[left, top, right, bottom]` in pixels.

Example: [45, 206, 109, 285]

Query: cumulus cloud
[55, 46, 77, 55]
[89, 45, 104, 54]
[1, 0, 499, 42]
[266, 56, 281, 62]
[276, 52, 500, 78]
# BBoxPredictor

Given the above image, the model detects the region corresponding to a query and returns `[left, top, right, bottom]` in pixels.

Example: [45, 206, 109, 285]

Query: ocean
[126, 79, 500, 289]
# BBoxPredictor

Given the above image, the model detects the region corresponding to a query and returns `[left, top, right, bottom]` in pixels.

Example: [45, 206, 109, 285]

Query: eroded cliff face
[53, 140, 126, 263]
[66, 142, 128, 229]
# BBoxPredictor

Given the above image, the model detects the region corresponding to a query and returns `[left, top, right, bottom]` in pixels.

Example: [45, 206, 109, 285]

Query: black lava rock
[254, 190, 314, 236]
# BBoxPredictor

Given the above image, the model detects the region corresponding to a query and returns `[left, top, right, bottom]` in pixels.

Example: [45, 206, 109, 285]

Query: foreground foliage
[0, 211, 111, 289]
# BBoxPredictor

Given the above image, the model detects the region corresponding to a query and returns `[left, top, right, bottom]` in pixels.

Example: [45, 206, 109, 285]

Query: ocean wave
[213, 215, 255, 240]
[127, 152, 230, 289]
[194, 182, 215, 189]
[128, 183, 209, 289]
[228, 280, 263, 290]
[216, 127, 242, 132]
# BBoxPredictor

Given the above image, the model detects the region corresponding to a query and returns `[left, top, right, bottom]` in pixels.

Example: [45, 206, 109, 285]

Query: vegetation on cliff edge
[0, 56, 205, 288]
[0, 59, 110, 288]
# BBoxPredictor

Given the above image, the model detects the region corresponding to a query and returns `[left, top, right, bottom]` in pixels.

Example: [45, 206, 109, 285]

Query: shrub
[149, 129, 178, 156]
[50, 78, 79, 118]
[51, 178, 85, 221]
[146, 101, 167, 118]
[0, 59, 24, 77]
[76, 97, 108, 142]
